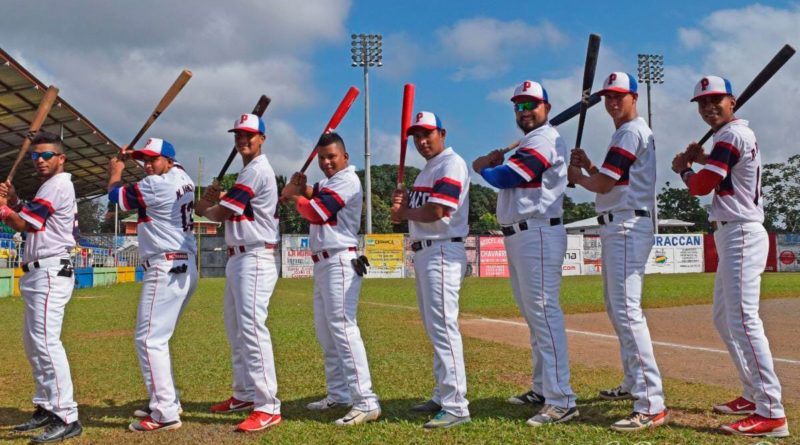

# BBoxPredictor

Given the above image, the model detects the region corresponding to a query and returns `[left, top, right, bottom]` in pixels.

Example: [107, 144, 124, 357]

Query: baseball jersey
[702, 119, 763, 223]
[220, 154, 280, 246]
[308, 165, 362, 252]
[19, 172, 77, 262]
[498, 122, 567, 225]
[408, 147, 470, 240]
[595, 116, 656, 213]
[116, 166, 198, 259]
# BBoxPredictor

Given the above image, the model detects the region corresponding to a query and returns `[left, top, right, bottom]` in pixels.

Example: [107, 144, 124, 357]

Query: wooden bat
[695, 44, 795, 147]
[396, 84, 415, 186]
[213, 95, 271, 187]
[568, 33, 601, 188]
[299, 86, 360, 173]
[123, 69, 192, 157]
[6, 85, 60, 183]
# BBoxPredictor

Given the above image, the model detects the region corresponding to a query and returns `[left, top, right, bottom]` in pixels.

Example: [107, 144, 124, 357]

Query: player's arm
[672, 142, 731, 196]
[196, 183, 235, 222]
[0, 202, 32, 232]
[482, 143, 553, 189]
[293, 182, 349, 225]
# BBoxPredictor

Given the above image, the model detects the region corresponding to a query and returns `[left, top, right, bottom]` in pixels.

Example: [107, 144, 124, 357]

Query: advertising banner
[776, 233, 800, 272]
[582, 235, 602, 275]
[365, 234, 405, 278]
[646, 234, 704, 274]
[281, 235, 313, 278]
[478, 236, 508, 277]
[562, 234, 583, 276]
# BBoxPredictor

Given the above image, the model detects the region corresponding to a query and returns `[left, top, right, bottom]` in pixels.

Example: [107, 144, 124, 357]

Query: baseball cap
[228, 113, 265, 134]
[691, 76, 733, 102]
[510, 80, 549, 103]
[596, 72, 638, 95]
[406, 111, 443, 136]
[131, 138, 176, 160]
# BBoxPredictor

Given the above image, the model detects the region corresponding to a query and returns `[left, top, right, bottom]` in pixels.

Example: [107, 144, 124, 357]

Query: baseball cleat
[129, 416, 182, 432]
[599, 385, 635, 401]
[508, 390, 546, 405]
[13, 405, 55, 432]
[30, 420, 82, 443]
[335, 407, 381, 426]
[610, 410, 669, 432]
[134, 406, 184, 418]
[236, 411, 281, 432]
[720, 414, 789, 437]
[526, 404, 579, 427]
[411, 399, 442, 413]
[423, 410, 471, 429]
[210, 397, 254, 414]
[306, 396, 352, 411]
[713, 396, 756, 415]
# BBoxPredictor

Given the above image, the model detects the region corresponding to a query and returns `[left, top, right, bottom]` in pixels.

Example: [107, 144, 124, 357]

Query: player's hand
[471, 154, 491, 174]
[108, 156, 126, 176]
[685, 143, 708, 165]
[391, 187, 408, 223]
[570, 148, 590, 170]
[280, 183, 300, 202]
[0, 180, 18, 206]
[202, 183, 221, 203]
[567, 165, 583, 185]
[290, 172, 307, 188]
[672, 152, 692, 174]
[0, 194, 7, 208]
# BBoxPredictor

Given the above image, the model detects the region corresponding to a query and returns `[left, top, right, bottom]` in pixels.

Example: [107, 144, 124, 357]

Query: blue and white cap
[510, 80, 549, 103]
[132, 138, 176, 160]
[228, 113, 265, 134]
[597, 72, 638, 95]
[691, 75, 733, 102]
[406, 111, 443, 136]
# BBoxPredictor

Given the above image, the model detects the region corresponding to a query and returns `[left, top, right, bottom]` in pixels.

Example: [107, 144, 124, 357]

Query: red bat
[299, 86, 360, 173]
[397, 83, 415, 186]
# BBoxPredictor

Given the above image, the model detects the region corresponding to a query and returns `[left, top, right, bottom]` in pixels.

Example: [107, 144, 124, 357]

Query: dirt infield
[460, 298, 800, 404]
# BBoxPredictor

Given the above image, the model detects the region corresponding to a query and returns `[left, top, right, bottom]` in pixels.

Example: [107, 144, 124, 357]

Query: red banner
[478, 236, 508, 277]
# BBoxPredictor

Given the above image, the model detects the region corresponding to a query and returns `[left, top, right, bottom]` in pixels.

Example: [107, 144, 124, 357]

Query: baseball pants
[224, 246, 281, 414]
[19, 257, 78, 424]
[135, 254, 198, 423]
[413, 241, 469, 417]
[600, 213, 665, 415]
[713, 222, 784, 419]
[312, 248, 379, 411]
[505, 223, 576, 409]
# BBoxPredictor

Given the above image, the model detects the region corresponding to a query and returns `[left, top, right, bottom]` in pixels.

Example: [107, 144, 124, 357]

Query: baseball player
[0, 131, 82, 443]
[391, 111, 471, 429]
[471, 80, 578, 427]
[567, 72, 668, 432]
[671, 76, 789, 438]
[281, 132, 381, 426]
[107, 138, 198, 432]
[196, 114, 282, 432]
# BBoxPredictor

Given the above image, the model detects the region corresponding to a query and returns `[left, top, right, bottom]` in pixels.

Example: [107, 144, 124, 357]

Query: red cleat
[713, 396, 756, 415]
[210, 397, 254, 414]
[721, 414, 789, 437]
[237, 411, 281, 432]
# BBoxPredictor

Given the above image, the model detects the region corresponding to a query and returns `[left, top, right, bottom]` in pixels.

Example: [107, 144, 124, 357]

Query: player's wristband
[680, 168, 695, 184]
[0, 205, 14, 222]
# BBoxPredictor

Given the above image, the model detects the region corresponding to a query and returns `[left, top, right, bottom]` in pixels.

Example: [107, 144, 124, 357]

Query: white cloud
[678, 28, 706, 49]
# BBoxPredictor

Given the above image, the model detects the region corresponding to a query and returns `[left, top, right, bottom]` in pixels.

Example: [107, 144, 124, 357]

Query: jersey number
[180, 202, 194, 232]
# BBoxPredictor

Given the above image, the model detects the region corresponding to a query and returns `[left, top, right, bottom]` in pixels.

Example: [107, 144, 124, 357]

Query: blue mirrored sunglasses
[30, 151, 61, 161]
[514, 101, 543, 112]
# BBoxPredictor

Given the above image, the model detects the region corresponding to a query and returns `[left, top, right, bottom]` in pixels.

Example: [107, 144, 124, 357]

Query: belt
[411, 237, 464, 252]
[502, 218, 561, 236]
[142, 252, 191, 270]
[597, 210, 650, 225]
[21, 258, 70, 273]
[227, 243, 279, 257]
[312, 247, 356, 263]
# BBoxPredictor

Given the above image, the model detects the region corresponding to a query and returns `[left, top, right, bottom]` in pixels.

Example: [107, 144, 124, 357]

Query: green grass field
[0, 273, 797, 444]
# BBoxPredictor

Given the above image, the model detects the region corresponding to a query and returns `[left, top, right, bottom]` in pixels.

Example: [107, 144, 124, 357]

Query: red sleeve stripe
[412, 186, 433, 192]
[601, 163, 623, 176]
[520, 148, 551, 168]
[609, 146, 636, 160]
[133, 184, 146, 209]
[509, 157, 535, 178]
[32, 198, 55, 214]
[232, 183, 255, 197]
[706, 159, 729, 173]
[320, 187, 345, 207]
[20, 207, 45, 224]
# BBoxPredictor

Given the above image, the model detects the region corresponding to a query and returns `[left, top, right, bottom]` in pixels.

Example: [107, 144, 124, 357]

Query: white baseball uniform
[408, 147, 470, 417]
[219, 153, 281, 415]
[307, 165, 379, 412]
[596, 116, 665, 415]
[17, 172, 79, 424]
[702, 119, 784, 419]
[116, 166, 198, 423]
[499, 123, 576, 409]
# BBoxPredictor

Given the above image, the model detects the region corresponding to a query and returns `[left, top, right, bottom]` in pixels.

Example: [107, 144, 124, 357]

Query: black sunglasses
[30, 151, 61, 161]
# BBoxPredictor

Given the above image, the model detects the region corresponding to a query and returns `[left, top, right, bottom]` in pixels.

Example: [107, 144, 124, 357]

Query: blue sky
[1, 1, 798, 204]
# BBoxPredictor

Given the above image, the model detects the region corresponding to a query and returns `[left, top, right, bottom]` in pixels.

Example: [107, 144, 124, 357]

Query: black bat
[214, 95, 271, 186]
[569, 33, 601, 188]
[550, 93, 601, 126]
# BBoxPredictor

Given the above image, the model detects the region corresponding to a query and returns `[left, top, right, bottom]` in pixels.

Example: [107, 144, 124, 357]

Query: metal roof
[0, 46, 143, 201]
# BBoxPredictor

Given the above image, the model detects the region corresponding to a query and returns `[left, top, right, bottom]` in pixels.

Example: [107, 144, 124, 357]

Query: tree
[762, 154, 800, 233]
[472, 212, 500, 234]
[562, 195, 595, 224]
[657, 181, 708, 233]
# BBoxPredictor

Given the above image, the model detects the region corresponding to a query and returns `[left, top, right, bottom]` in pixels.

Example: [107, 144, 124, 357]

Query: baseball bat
[6, 85, 60, 183]
[568, 33, 601, 188]
[696, 44, 795, 146]
[214, 95, 271, 187]
[123, 69, 192, 157]
[397, 83, 415, 186]
[299, 86, 360, 173]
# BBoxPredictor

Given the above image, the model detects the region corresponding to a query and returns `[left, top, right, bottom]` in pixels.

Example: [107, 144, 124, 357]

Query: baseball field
[1, 273, 798, 444]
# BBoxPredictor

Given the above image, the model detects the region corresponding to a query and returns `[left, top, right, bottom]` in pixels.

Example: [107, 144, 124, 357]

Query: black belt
[597, 210, 650, 225]
[21, 258, 70, 273]
[501, 218, 561, 236]
[312, 247, 356, 263]
[411, 237, 464, 252]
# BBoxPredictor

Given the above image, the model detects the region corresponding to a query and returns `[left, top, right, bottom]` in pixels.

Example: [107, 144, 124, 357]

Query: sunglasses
[30, 151, 62, 161]
[514, 101, 544, 112]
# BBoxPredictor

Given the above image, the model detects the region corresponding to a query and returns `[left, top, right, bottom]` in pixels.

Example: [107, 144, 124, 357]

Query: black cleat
[12, 406, 54, 432]
[31, 420, 82, 443]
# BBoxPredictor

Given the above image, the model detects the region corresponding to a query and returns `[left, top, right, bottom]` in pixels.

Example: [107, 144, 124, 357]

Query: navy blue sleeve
[480, 165, 525, 189]
[108, 186, 121, 204]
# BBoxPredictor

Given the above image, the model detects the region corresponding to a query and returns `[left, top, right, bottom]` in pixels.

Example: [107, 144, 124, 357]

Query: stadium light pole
[638, 54, 664, 234]
[351, 33, 382, 234]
